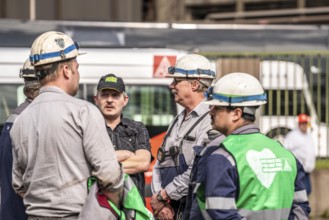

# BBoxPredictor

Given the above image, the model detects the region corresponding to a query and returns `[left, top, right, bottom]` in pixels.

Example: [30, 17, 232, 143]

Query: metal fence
[203, 52, 329, 158]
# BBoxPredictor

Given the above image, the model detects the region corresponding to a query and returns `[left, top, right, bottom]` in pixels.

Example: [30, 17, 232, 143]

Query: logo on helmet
[55, 38, 65, 48]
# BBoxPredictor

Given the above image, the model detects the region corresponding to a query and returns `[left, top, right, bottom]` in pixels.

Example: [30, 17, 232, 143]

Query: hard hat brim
[165, 74, 215, 79]
[204, 99, 267, 106]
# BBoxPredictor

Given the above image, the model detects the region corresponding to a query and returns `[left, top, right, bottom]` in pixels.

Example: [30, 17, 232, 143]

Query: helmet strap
[35, 62, 58, 80]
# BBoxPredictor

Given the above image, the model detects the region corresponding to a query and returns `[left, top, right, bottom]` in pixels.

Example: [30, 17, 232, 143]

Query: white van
[259, 60, 328, 157]
[0, 47, 187, 132]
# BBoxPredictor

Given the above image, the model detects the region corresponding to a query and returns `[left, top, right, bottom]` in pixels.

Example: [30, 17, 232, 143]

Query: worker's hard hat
[204, 72, 267, 107]
[298, 114, 310, 123]
[166, 54, 215, 79]
[29, 31, 81, 66]
[19, 59, 37, 79]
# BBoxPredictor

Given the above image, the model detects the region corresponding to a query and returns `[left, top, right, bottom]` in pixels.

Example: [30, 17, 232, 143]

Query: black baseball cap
[97, 74, 125, 93]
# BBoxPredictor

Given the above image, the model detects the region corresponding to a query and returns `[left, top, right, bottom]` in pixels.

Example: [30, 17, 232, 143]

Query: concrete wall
[310, 169, 329, 218]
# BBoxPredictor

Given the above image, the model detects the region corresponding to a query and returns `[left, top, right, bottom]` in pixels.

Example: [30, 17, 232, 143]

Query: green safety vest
[223, 133, 297, 219]
[87, 174, 154, 220]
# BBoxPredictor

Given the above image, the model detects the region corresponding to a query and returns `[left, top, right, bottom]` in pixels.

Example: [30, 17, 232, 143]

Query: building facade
[1, 0, 329, 24]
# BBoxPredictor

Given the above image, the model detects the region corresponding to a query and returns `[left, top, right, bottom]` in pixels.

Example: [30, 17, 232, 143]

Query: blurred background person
[284, 113, 316, 196]
[0, 59, 39, 220]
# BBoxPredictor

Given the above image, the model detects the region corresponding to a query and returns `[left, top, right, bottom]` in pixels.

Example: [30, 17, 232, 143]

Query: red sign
[153, 55, 177, 78]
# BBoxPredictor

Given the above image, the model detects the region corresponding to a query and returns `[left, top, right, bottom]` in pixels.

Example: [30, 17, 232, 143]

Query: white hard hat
[19, 58, 37, 79]
[204, 72, 267, 107]
[29, 31, 81, 66]
[166, 54, 215, 79]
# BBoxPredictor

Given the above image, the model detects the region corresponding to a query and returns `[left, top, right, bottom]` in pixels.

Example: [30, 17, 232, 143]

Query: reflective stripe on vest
[223, 133, 297, 219]
[239, 208, 291, 220]
[205, 197, 236, 210]
[294, 190, 308, 202]
[195, 181, 233, 220]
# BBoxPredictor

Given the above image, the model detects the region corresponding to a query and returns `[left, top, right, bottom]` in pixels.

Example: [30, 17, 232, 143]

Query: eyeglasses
[172, 78, 188, 85]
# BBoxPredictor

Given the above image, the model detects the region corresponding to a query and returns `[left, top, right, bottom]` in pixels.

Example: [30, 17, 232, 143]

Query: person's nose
[106, 95, 113, 103]
[169, 81, 175, 89]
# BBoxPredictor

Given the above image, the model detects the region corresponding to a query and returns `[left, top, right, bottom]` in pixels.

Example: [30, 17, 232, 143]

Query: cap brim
[99, 87, 123, 93]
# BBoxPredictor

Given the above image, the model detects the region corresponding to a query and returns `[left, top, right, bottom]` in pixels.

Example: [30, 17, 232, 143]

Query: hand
[150, 193, 165, 216]
[115, 150, 134, 162]
[160, 189, 170, 201]
[102, 184, 124, 209]
[157, 204, 175, 220]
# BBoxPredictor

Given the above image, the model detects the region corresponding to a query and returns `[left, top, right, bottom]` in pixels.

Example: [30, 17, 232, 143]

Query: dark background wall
[1, 0, 329, 24]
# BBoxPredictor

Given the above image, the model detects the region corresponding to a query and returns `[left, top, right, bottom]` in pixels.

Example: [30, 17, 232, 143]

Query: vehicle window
[0, 83, 176, 137]
[262, 89, 310, 116]
[82, 84, 176, 126]
[0, 84, 24, 129]
[125, 85, 176, 126]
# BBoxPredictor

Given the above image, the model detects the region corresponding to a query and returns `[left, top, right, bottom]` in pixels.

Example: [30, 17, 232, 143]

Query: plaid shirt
[106, 117, 151, 199]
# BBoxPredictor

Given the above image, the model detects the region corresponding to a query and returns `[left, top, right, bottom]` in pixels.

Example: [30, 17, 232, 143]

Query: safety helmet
[166, 54, 215, 79]
[298, 114, 310, 124]
[204, 72, 267, 107]
[29, 31, 81, 66]
[19, 59, 37, 79]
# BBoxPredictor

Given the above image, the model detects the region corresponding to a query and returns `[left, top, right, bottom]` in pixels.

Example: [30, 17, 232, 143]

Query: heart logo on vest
[246, 148, 280, 189]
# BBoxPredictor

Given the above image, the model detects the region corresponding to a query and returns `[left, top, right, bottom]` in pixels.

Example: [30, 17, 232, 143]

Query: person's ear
[62, 63, 71, 80]
[123, 94, 129, 107]
[232, 108, 243, 122]
[93, 95, 99, 105]
[190, 79, 200, 91]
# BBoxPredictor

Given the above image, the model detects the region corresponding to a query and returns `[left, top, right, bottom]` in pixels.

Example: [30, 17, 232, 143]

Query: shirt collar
[39, 86, 66, 94]
[179, 100, 210, 117]
[231, 124, 260, 135]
